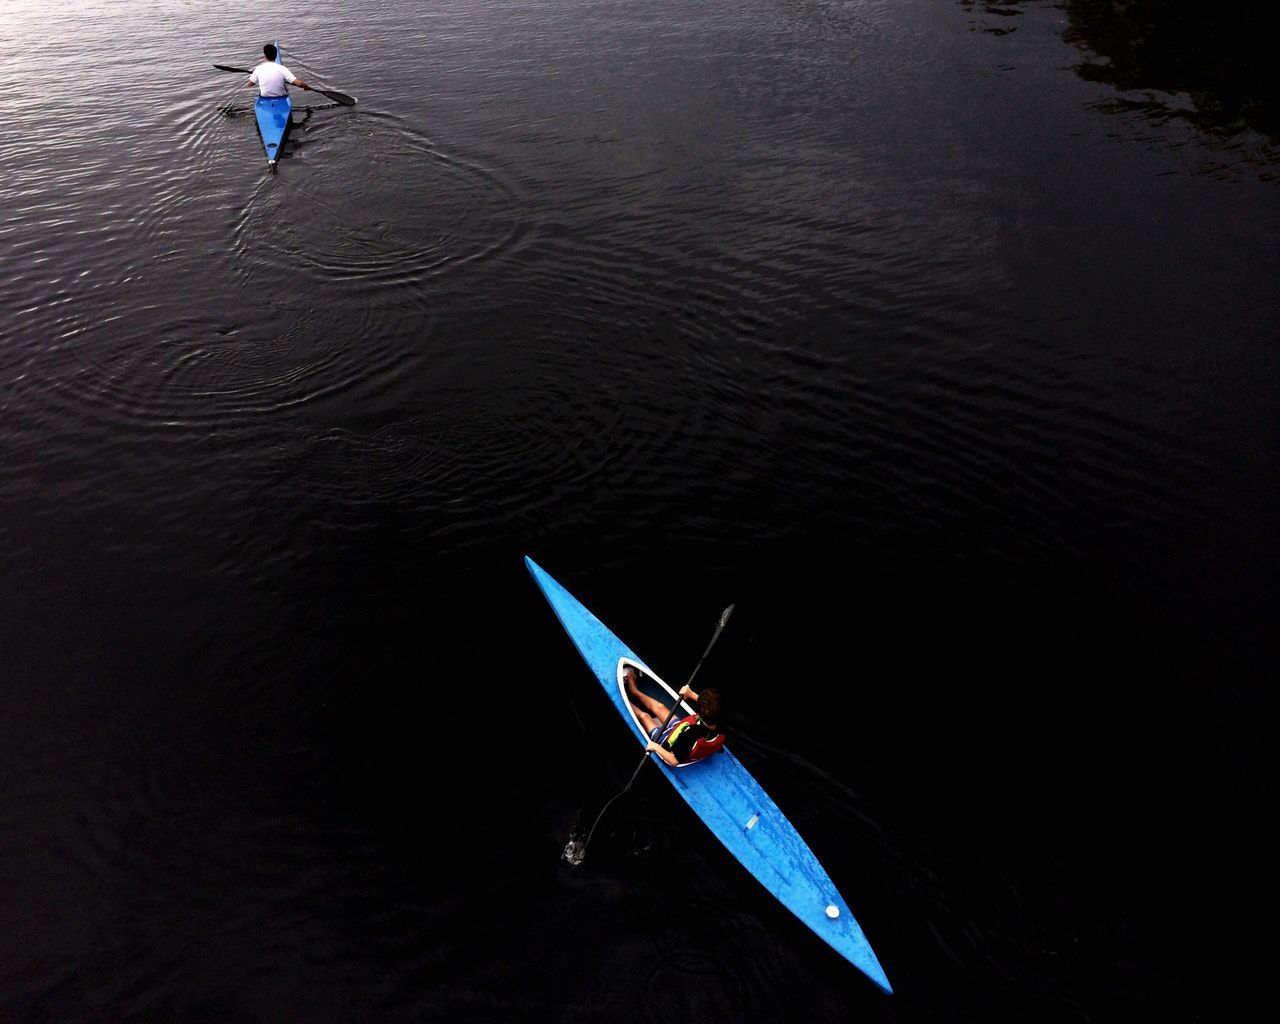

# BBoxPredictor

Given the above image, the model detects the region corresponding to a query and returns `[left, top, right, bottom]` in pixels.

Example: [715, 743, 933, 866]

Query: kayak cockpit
[616, 657, 704, 767]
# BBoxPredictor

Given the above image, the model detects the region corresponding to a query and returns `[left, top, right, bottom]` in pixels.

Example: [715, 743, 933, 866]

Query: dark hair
[697, 688, 722, 724]
[263, 43, 278, 61]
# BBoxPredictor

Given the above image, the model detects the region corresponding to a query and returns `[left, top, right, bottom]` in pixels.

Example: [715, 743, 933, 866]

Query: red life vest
[662, 714, 725, 763]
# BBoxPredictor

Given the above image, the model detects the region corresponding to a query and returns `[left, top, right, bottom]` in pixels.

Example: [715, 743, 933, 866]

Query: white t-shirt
[250, 61, 296, 98]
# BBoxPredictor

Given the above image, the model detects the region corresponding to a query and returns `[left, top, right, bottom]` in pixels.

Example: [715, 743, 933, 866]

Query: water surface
[1, 1, 1273, 1020]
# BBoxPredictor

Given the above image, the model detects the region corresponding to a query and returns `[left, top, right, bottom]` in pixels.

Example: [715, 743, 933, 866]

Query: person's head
[696, 688, 722, 727]
[263, 43, 278, 61]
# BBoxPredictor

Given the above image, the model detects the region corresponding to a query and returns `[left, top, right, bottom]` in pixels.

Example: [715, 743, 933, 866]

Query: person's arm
[678, 684, 699, 704]
[645, 739, 680, 767]
[290, 75, 312, 91]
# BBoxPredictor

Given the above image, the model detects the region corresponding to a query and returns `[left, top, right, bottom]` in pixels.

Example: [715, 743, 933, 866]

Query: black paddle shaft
[213, 64, 356, 106]
[580, 604, 735, 857]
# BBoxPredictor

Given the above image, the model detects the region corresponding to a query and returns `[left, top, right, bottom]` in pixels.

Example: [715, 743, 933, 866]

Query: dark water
[1, 1, 1274, 1020]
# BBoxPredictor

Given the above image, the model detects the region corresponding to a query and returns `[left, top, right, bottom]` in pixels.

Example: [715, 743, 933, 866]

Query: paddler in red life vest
[624, 665, 726, 767]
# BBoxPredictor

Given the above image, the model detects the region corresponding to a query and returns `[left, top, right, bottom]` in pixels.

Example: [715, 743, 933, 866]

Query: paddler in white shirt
[246, 43, 312, 97]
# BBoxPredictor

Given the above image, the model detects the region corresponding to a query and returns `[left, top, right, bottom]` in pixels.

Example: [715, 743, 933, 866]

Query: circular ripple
[231, 109, 526, 291]
[12, 99, 530, 441]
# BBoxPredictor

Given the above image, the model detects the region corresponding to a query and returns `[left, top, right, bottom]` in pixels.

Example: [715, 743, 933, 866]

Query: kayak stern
[254, 95, 292, 166]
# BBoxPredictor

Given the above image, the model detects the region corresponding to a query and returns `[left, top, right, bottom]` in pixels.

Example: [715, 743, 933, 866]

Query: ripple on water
[6, 98, 529, 445]
[644, 898, 788, 1021]
[231, 109, 526, 291]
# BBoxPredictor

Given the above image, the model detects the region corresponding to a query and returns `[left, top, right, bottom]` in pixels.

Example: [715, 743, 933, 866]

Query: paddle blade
[213, 64, 251, 74]
[319, 88, 357, 106]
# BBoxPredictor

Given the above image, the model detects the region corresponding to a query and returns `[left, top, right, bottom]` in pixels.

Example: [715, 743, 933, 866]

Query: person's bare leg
[634, 707, 665, 736]
[624, 666, 672, 721]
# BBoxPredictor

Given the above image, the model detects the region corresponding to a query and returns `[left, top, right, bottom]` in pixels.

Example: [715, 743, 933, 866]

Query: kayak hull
[525, 556, 891, 993]
[254, 95, 291, 166]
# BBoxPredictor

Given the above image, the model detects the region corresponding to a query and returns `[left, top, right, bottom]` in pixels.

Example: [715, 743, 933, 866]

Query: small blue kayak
[525, 556, 892, 993]
[254, 96, 290, 166]
[253, 42, 291, 166]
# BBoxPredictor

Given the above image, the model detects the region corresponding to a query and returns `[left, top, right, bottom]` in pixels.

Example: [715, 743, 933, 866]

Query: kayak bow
[525, 556, 892, 993]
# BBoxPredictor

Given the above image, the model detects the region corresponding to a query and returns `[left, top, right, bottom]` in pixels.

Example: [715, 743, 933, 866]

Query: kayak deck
[525, 556, 891, 993]
[254, 95, 291, 165]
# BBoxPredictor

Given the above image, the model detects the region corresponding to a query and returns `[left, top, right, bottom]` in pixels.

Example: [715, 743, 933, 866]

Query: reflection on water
[964, 0, 1278, 138]
[1065, 0, 1276, 137]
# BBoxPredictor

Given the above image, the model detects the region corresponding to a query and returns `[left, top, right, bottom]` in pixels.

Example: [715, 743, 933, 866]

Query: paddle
[579, 603, 735, 859]
[213, 64, 357, 106]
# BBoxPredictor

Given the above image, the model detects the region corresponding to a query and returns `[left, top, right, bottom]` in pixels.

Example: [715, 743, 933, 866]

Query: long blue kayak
[253, 41, 291, 167]
[525, 556, 892, 993]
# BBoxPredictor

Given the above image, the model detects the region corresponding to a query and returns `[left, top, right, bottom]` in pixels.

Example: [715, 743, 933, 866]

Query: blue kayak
[525, 556, 892, 993]
[253, 42, 291, 166]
